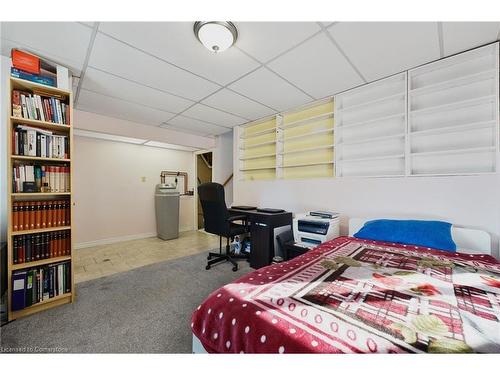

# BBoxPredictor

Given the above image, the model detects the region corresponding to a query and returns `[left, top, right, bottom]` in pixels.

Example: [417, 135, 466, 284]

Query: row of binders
[12, 200, 70, 232]
[13, 164, 70, 193]
[12, 89, 70, 125]
[12, 262, 71, 311]
[13, 230, 71, 264]
[13, 125, 69, 159]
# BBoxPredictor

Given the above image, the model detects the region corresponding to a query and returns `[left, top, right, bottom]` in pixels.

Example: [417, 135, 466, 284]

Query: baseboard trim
[75, 227, 195, 249]
[75, 232, 156, 249]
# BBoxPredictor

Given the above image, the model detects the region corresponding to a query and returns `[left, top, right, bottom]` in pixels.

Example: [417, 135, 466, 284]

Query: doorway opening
[196, 151, 213, 229]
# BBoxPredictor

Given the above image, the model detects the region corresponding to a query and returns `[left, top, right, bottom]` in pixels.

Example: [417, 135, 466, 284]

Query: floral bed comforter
[191, 236, 500, 353]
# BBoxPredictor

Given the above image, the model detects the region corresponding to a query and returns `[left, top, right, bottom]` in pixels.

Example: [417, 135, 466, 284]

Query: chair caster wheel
[206, 265, 211, 270]
[232, 266, 238, 272]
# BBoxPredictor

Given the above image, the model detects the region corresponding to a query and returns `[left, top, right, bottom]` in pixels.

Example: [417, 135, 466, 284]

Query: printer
[293, 211, 340, 249]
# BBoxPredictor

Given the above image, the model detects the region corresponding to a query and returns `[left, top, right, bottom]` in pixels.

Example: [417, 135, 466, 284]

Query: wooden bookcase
[7, 76, 74, 321]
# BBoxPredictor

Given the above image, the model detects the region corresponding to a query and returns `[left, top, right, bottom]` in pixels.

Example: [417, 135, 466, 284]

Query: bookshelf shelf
[339, 113, 405, 129]
[239, 152, 276, 161]
[280, 144, 334, 155]
[10, 116, 71, 132]
[12, 256, 72, 271]
[12, 225, 72, 236]
[10, 76, 71, 97]
[240, 165, 276, 171]
[11, 155, 71, 163]
[282, 160, 334, 168]
[10, 293, 72, 320]
[11, 192, 71, 197]
[409, 120, 496, 137]
[280, 111, 333, 129]
[7, 73, 75, 322]
[339, 92, 404, 112]
[283, 128, 334, 141]
[240, 140, 276, 150]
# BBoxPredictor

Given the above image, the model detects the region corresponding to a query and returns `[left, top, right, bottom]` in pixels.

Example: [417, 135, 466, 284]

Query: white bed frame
[348, 218, 491, 255]
[192, 217, 492, 353]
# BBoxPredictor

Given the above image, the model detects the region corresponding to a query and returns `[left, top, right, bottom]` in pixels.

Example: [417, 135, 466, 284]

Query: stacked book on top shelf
[11, 261, 71, 311]
[12, 164, 70, 193]
[12, 89, 70, 125]
[13, 124, 69, 159]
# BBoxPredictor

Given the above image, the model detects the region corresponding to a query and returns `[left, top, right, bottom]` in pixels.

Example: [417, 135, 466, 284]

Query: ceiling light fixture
[194, 21, 238, 53]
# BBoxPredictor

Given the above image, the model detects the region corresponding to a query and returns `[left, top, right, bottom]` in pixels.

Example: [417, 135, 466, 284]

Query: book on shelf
[12, 164, 70, 193]
[12, 49, 41, 75]
[11, 261, 71, 311]
[12, 124, 69, 159]
[13, 230, 71, 264]
[12, 200, 70, 232]
[11, 48, 71, 90]
[11, 67, 56, 88]
[11, 88, 70, 125]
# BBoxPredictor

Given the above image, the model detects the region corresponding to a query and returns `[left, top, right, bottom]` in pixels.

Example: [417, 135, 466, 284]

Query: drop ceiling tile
[182, 103, 247, 127]
[268, 33, 363, 99]
[82, 67, 194, 113]
[0, 22, 92, 74]
[88, 32, 220, 101]
[236, 22, 321, 62]
[201, 89, 275, 120]
[330, 22, 441, 82]
[165, 115, 230, 136]
[442, 22, 500, 56]
[228, 67, 311, 112]
[77, 89, 176, 126]
[98, 22, 260, 85]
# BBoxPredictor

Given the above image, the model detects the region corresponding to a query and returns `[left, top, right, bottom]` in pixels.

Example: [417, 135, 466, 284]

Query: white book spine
[56, 99, 63, 124]
[40, 135, 46, 158]
[60, 136, 65, 159]
[19, 166, 26, 192]
[27, 130, 36, 156]
[47, 136, 52, 158]
[60, 166, 66, 192]
[14, 132, 19, 155]
[66, 167, 70, 192]
[36, 95, 45, 122]
[54, 167, 60, 192]
[20, 94, 28, 118]
[58, 265, 63, 296]
[49, 166, 55, 192]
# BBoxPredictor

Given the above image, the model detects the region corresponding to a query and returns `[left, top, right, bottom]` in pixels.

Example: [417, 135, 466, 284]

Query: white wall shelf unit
[237, 116, 277, 181]
[278, 98, 335, 179]
[408, 43, 499, 176]
[235, 42, 500, 182]
[335, 72, 408, 177]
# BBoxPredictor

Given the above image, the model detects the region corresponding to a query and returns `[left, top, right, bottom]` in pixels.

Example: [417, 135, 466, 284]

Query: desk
[229, 208, 292, 269]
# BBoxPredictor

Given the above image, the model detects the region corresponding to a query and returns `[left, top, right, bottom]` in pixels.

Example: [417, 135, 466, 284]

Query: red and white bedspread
[191, 236, 500, 353]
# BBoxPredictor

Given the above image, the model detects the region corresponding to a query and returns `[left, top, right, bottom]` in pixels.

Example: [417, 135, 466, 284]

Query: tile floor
[74, 230, 220, 283]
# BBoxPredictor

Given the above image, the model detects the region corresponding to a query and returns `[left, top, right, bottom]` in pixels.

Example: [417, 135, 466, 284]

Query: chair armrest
[227, 215, 247, 222]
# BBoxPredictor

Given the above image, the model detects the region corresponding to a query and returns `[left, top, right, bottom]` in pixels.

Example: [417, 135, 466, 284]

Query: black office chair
[198, 182, 249, 272]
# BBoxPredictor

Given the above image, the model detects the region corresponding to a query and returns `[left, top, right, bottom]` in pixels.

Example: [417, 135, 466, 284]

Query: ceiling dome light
[194, 21, 238, 53]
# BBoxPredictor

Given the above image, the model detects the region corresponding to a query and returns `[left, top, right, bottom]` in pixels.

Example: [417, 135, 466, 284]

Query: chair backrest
[198, 182, 230, 236]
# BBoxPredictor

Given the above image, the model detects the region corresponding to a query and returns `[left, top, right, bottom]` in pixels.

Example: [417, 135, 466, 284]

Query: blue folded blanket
[354, 219, 456, 252]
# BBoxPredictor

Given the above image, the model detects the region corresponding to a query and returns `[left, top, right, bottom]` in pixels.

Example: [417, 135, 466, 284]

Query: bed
[191, 218, 500, 353]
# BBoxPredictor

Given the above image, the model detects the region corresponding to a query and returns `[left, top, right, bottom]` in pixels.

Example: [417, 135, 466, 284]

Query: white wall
[212, 130, 234, 206]
[233, 138, 500, 259]
[74, 135, 197, 247]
